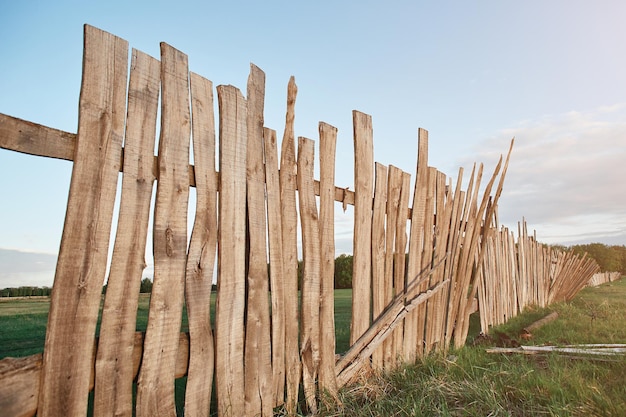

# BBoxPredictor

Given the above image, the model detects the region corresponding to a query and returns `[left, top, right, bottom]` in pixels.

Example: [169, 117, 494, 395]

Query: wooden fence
[588, 271, 622, 287]
[0, 25, 604, 416]
[476, 220, 601, 332]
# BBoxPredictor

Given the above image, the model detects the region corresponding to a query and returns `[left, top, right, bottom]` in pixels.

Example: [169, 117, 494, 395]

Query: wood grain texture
[383, 166, 403, 367]
[244, 64, 273, 417]
[263, 127, 286, 407]
[279, 76, 301, 415]
[136, 42, 190, 417]
[38, 25, 128, 417]
[351, 110, 374, 345]
[371, 163, 388, 369]
[0, 355, 42, 417]
[215, 84, 247, 417]
[404, 128, 428, 361]
[318, 122, 339, 402]
[392, 171, 410, 360]
[93, 48, 159, 417]
[0, 113, 76, 160]
[298, 136, 321, 414]
[184, 72, 217, 417]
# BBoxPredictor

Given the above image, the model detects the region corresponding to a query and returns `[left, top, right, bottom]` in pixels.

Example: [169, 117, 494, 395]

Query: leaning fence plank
[263, 127, 286, 407]
[244, 64, 273, 417]
[298, 136, 321, 414]
[215, 84, 248, 417]
[184, 72, 217, 417]
[136, 42, 190, 417]
[38, 25, 128, 417]
[280, 76, 301, 415]
[318, 122, 339, 402]
[351, 110, 374, 345]
[94, 48, 159, 417]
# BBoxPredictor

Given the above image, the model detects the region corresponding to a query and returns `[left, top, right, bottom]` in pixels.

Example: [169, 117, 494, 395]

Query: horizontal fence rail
[0, 25, 611, 416]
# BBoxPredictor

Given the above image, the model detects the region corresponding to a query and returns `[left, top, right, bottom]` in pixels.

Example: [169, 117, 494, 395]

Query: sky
[1, 1, 625, 288]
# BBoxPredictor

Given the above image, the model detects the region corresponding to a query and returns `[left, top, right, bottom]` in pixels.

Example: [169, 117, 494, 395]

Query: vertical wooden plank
[136, 42, 190, 417]
[351, 110, 374, 345]
[244, 64, 273, 417]
[404, 128, 428, 361]
[215, 84, 247, 417]
[263, 127, 286, 407]
[184, 72, 217, 417]
[392, 171, 411, 360]
[279, 77, 301, 415]
[416, 167, 437, 356]
[318, 122, 339, 401]
[383, 165, 402, 367]
[94, 48, 159, 417]
[425, 171, 451, 353]
[298, 136, 321, 414]
[38, 25, 128, 417]
[445, 165, 478, 349]
[371, 163, 388, 369]
[441, 169, 464, 339]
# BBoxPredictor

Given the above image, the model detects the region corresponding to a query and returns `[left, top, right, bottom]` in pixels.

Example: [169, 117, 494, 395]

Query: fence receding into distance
[0, 25, 606, 416]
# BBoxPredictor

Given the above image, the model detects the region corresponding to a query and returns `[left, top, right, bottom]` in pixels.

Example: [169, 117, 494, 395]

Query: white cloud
[456, 104, 626, 245]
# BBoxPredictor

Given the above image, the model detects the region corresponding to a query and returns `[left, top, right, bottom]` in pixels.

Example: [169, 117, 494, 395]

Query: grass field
[2, 281, 625, 415]
[321, 278, 626, 416]
[0, 290, 355, 359]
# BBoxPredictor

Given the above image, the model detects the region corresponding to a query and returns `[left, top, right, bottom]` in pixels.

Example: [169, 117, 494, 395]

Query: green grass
[320, 278, 626, 416]
[3, 281, 626, 416]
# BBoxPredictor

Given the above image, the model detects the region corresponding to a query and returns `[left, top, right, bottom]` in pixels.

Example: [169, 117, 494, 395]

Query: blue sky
[1, 1, 625, 287]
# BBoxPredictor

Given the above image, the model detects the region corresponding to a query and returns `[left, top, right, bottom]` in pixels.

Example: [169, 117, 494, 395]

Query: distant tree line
[4, 244, 622, 298]
[564, 243, 626, 274]
[0, 286, 51, 297]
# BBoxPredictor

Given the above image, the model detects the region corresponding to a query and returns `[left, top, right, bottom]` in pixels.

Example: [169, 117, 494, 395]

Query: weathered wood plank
[244, 64, 273, 417]
[184, 72, 217, 417]
[136, 42, 190, 417]
[38, 25, 128, 417]
[279, 76, 301, 415]
[424, 171, 450, 354]
[351, 110, 374, 345]
[215, 84, 247, 417]
[416, 167, 437, 356]
[0, 113, 76, 160]
[298, 136, 321, 414]
[93, 48, 159, 417]
[263, 127, 286, 407]
[383, 165, 403, 367]
[371, 163, 388, 369]
[0, 333, 193, 417]
[318, 122, 339, 402]
[392, 171, 411, 359]
[0, 354, 42, 417]
[404, 128, 428, 361]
